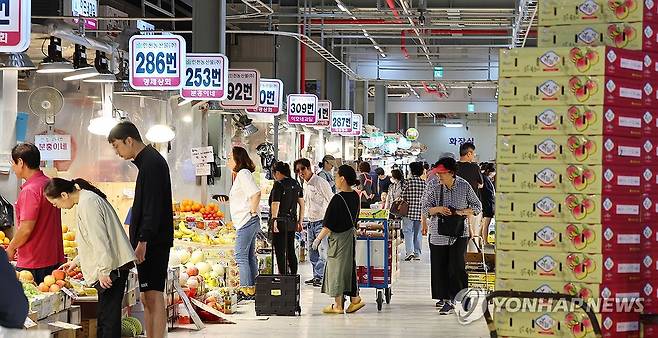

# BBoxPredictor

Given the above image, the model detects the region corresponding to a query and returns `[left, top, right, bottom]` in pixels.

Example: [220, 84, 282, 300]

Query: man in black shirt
[270, 162, 304, 275]
[108, 121, 172, 338]
[456, 142, 483, 243]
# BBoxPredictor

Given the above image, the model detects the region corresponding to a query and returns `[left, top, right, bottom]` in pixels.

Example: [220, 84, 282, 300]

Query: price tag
[180, 53, 229, 100]
[129, 34, 186, 90]
[344, 114, 363, 136]
[0, 0, 31, 52]
[314, 100, 332, 127]
[246, 79, 283, 114]
[287, 94, 319, 124]
[195, 163, 211, 176]
[35, 135, 71, 161]
[191, 146, 214, 164]
[330, 110, 353, 134]
[220, 69, 260, 109]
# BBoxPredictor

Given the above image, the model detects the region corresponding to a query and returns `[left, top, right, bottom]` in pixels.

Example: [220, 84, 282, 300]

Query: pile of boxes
[494, 0, 657, 337]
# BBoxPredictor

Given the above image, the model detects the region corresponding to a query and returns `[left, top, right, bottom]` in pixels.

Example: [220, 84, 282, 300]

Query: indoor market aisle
[170, 246, 489, 338]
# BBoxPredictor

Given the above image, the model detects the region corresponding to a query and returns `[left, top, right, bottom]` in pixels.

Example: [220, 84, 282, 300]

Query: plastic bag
[0, 195, 13, 228]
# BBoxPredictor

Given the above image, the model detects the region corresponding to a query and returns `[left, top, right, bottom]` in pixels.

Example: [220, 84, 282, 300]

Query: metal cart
[356, 209, 396, 311]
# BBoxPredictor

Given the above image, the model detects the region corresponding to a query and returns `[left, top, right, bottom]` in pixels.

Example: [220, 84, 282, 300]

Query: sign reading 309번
[180, 53, 229, 100]
[287, 94, 318, 124]
[0, 0, 31, 52]
[129, 34, 186, 90]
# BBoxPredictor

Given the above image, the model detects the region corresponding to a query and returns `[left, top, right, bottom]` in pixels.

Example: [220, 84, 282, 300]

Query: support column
[408, 113, 418, 129]
[324, 41, 342, 105]
[374, 83, 388, 132]
[277, 7, 300, 97]
[0, 70, 19, 203]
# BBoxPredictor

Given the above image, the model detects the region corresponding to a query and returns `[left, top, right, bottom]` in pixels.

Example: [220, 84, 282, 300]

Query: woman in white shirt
[223, 147, 261, 293]
[44, 178, 136, 338]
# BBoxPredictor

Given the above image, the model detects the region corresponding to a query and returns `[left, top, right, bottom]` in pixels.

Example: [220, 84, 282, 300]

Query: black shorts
[137, 245, 170, 292]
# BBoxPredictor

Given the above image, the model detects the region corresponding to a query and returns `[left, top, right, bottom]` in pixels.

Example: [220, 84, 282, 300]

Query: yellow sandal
[346, 302, 365, 313]
[322, 304, 344, 314]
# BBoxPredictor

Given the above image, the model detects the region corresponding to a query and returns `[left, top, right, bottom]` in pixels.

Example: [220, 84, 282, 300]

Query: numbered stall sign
[35, 135, 72, 161]
[330, 110, 353, 134]
[287, 94, 318, 125]
[180, 53, 229, 100]
[0, 0, 31, 52]
[220, 69, 260, 109]
[246, 79, 283, 114]
[129, 34, 186, 90]
[70, 0, 98, 30]
[345, 114, 363, 137]
[314, 100, 331, 128]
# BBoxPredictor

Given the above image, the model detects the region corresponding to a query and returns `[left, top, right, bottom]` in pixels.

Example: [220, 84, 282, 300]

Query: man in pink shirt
[6, 143, 64, 284]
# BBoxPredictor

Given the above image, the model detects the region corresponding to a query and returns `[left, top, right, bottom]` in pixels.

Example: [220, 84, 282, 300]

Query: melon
[186, 277, 199, 289]
[196, 262, 211, 275]
[169, 252, 181, 266]
[211, 263, 225, 276]
[121, 318, 137, 337]
[178, 250, 191, 264]
[124, 317, 143, 335]
[190, 250, 204, 264]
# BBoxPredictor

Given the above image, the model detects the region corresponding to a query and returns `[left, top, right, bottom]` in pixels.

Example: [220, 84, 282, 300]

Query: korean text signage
[191, 146, 214, 177]
[315, 100, 331, 127]
[35, 135, 72, 161]
[330, 110, 353, 134]
[287, 94, 318, 124]
[220, 69, 260, 109]
[246, 79, 283, 114]
[0, 0, 30, 52]
[180, 53, 229, 100]
[345, 114, 363, 136]
[71, 0, 98, 30]
[129, 34, 186, 90]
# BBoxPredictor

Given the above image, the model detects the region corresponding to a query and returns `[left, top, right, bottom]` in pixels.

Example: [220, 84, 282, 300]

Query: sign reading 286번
[0, 0, 31, 52]
[180, 53, 229, 100]
[129, 34, 186, 90]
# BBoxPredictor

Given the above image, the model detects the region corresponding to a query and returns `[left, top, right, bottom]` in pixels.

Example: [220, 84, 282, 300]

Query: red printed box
[601, 136, 645, 166]
[499, 46, 648, 80]
[601, 194, 643, 224]
[646, 52, 658, 77]
[498, 105, 644, 137]
[642, 224, 658, 250]
[602, 223, 643, 254]
[598, 282, 642, 302]
[494, 311, 640, 338]
[642, 110, 658, 137]
[498, 76, 651, 107]
[642, 168, 658, 194]
[538, 21, 658, 52]
[602, 166, 644, 195]
[642, 195, 658, 222]
[641, 280, 658, 314]
[539, 0, 658, 25]
[642, 138, 658, 164]
[641, 253, 658, 280]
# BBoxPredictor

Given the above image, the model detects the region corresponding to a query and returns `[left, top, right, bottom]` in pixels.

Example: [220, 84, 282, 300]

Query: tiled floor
[169, 244, 490, 338]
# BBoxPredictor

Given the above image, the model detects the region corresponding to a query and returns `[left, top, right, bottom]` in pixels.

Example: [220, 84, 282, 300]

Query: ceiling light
[443, 122, 463, 128]
[0, 53, 36, 70]
[182, 115, 193, 123]
[37, 37, 74, 74]
[88, 115, 119, 136]
[146, 124, 175, 143]
[64, 45, 99, 81]
[84, 51, 116, 83]
[336, 0, 353, 15]
[380, 53, 387, 58]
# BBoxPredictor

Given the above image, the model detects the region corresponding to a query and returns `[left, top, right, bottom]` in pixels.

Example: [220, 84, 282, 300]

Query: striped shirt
[401, 176, 426, 221]
[422, 176, 482, 246]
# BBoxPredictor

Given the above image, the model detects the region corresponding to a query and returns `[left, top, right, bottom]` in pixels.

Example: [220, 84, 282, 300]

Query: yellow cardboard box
[496, 250, 604, 283]
[496, 222, 602, 253]
[496, 192, 602, 224]
[497, 135, 603, 165]
[495, 278, 600, 299]
[539, 0, 657, 26]
[537, 22, 653, 51]
[496, 163, 603, 194]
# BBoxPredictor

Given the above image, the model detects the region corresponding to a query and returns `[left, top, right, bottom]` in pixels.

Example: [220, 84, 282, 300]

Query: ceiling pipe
[385, 0, 402, 23]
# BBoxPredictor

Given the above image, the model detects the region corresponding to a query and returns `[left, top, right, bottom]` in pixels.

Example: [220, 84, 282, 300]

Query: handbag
[436, 185, 466, 237]
[390, 199, 409, 217]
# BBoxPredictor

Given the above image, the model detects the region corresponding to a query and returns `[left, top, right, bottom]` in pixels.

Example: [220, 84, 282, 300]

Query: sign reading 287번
[180, 53, 229, 100]
[129, 34, 186, 90]
[0, 0, 31, 52]
[330, 110, 353, 134]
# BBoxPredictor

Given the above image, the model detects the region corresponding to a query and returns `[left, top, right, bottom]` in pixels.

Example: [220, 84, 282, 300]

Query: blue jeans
[306, 220, 328, 279]
[403, 217, 422, 256]
[235, 216, 260, 286]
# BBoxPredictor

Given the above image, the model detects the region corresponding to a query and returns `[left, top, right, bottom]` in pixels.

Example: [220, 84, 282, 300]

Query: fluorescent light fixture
[64, 67, 99, 81]
[336, 0, 353, 15]
[178, 98, 193, 106]
[0, 53, 36, 70]
[467, 102, 475, 112]
[84, 51, 116, 83]
[64, 45, 99, 81]
[146, 124, 175, 143]
[88, 115, 119, 136]
[84, 73, 117, 83]
[443, 123, 463, 128]
[37, 37, 74, 74]
[380, 53, 387, 58]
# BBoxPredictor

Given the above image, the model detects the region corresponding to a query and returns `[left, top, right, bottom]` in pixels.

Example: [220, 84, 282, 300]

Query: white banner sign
[129, 34, 186, 90]
[314, 100, 331, 127]
[0, 0, 31, 52]
[287, 94, 318, 124]
[191, 146, 214, 164]
[195, 163, 211, 176]
[35, 135, 72, 161]
[71, 0, 98, 29]
[330, 110, 353, 134]
[345, 114, 363, 136]
[220, 69, 260, 109]
[246, 79, 283, 114]
[180, 53, 229, 100]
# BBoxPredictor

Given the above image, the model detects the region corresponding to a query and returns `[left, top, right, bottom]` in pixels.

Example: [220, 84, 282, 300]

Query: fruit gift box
[496, 192, 642, 224]
[496, 222, 603, 253]
[642, 138, 658, 164]
[641, 224, 658, 250]
[538, 22, 657, 52]
[497, 76, 651, 107]
[497, 105, 644, 137]
[641, 110, 658, 137]
[641, 195, 658, 222]
[494, 310, 640, 338]
[495, 278, 601, 300]
[539, 0, 658, 26]
[499, 46, 648, 80]
[645, 52, 658, 77]
[641, 253, 658, 280]
[496, 250, 642, 284]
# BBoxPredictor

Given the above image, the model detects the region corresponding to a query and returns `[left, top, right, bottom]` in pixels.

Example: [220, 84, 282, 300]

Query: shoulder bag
[436, 185, 466, 237]
[390, 199, 409, 217]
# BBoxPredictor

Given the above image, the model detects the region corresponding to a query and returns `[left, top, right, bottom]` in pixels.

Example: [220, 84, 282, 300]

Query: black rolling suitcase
[255, 217, 301, 316]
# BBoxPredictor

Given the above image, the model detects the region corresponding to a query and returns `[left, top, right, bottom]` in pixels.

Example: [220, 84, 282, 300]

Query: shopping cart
[356, 210, 395, 311]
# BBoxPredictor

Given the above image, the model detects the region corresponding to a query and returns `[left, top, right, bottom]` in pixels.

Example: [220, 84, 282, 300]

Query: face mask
[390, 178, 398, 184]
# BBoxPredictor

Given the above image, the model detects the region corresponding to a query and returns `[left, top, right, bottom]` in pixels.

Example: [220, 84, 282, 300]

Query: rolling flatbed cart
[355, 209, 399, 311]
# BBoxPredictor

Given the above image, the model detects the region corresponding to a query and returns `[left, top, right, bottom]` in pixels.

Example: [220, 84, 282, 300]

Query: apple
[625, 0, 637, 11]
[566, 253, 581, 268]
[566, 224, 580, 239]
[49, 284, 61, 292]
[581, 228, 595, 244]
[613, 33, 628, 48]
[563, 283, 578, 296]
[569, 47, 583, 62]
[572, 205, 587, 220]
[581, 198, 596, 214]
[579, 287, 593, 299]
[573, 263, 588, 280]
[568, 106, 582, 122]
[52, 270, 66, 281]
[583, 140, 596, 153]
[582, 257, 596, 273]
[565, 195, 580, 209]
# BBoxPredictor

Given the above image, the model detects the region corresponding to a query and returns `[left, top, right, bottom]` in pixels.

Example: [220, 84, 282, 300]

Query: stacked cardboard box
[494, 1, 657, 336]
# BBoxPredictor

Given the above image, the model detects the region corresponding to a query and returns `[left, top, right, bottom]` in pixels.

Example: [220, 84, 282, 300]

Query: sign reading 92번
[330, 110, 353, 134]
[246, 79, 283, 114]
[180, 53, 228, 100]
[129, 34, 186, 90]
[220, 69, 260, 109]
[287, 94, 318, 124]
[0, 0, 31, 52]
[314, 100, 331, 128]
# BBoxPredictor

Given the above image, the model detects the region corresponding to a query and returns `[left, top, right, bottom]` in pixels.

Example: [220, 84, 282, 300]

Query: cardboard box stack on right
[495, 1, 658, 337]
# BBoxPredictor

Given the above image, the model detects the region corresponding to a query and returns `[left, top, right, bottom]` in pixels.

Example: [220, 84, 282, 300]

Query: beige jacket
[72, 190, 136, 284]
